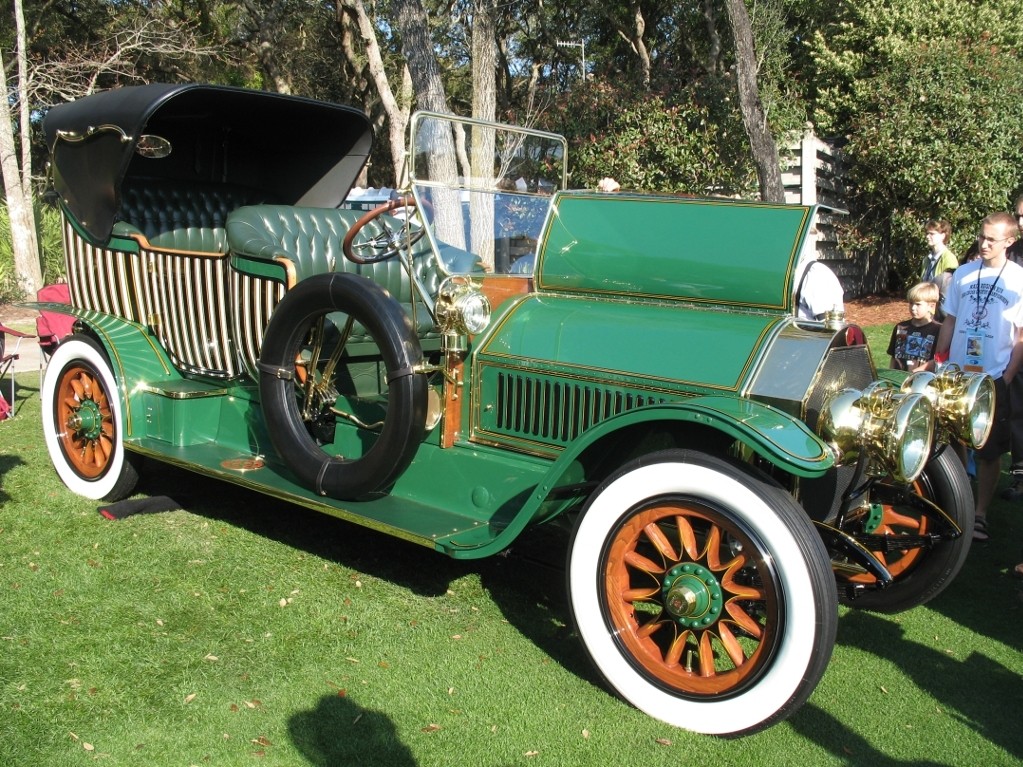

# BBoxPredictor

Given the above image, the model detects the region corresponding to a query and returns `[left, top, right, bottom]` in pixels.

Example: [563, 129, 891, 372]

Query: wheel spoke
[623, 586, 661, 602]
[624, 549, 666, 575]
[717, 622, 747, 666]
[643, 521, 679, 562]
[665, 629, 688, 667]
[696, 630, 716, 677]
[879, 509, 922, 531]
[676, 514, 699, 559]
[724, 600, 763, 639]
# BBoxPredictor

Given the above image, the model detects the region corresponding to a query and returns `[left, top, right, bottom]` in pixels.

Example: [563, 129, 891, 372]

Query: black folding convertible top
[43, 83, 373, 243]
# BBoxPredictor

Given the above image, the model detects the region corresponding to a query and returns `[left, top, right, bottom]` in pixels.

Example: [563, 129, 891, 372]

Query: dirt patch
[844, 294, 905, 327]
[0, 303, 38, 327]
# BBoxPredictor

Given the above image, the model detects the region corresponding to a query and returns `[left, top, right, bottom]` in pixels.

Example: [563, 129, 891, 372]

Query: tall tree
[0, 0, 42, 297]
[723, 0, 784, 202]
[393, 0, 449, 113]
[469, 0, 497, 266]
[338, 0, 412, 185]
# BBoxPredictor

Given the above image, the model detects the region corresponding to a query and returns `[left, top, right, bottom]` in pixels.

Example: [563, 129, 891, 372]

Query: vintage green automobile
[35, 83, 993, 736]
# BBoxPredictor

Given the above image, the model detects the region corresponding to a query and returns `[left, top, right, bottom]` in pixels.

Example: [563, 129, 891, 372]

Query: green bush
[544, 82, 759, 197]
[0, 199, 64, 303]
[842, 40, 1023, 290]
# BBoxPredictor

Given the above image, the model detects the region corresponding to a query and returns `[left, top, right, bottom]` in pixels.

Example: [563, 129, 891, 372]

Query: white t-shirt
[796, 260, 845, 320]
[943, 258, 1023, 377]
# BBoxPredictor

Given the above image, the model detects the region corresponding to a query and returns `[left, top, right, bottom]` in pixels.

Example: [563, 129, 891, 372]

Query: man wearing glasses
[936, 211, 1023, 543]
[1002, 195, 1023, 502]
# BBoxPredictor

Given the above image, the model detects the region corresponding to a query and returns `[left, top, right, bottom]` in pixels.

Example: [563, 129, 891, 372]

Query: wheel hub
[662, 563, 723, 629]
[68, 399, 103, 440]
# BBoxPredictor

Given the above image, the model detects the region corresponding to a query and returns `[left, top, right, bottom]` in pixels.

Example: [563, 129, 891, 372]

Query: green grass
[3, 351, 1023, 766]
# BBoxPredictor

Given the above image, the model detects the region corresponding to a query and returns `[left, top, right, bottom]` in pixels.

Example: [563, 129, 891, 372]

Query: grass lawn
[2, 328, 1023, 766]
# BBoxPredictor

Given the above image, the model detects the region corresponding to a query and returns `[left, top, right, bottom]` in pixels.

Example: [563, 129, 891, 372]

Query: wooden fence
[781, 128, 875, 297]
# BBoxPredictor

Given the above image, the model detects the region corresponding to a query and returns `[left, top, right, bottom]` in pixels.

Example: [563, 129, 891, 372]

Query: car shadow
[288, 693, 416, 767]
[134, 461, 601, 685]
[788, 702, 949, 767]
[133, 461, 472, 598]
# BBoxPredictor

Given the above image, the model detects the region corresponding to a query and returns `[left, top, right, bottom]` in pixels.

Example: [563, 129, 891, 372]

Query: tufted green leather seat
[113, 180, 269, 252]
[225, 204, 442, 336]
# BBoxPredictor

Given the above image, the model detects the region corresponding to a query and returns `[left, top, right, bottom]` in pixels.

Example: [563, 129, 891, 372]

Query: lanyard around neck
[974, 260, 1007, 316]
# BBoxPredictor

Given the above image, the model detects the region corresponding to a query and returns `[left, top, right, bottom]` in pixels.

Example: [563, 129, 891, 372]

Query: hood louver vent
[478, 368, 670, 450]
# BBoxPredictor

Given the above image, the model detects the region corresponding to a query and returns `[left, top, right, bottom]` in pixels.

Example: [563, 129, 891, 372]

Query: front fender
[443, 396, 832, 558]
[546, 396, 834, 484]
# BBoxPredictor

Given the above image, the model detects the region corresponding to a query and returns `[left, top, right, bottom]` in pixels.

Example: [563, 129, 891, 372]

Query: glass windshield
[410, 112, 567, 275]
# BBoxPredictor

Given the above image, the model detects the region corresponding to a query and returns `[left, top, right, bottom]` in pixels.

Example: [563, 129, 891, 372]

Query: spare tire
[258, 272, 427, 500]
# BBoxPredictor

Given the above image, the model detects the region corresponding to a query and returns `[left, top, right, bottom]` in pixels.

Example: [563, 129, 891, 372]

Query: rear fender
[29, 305, 183, 438]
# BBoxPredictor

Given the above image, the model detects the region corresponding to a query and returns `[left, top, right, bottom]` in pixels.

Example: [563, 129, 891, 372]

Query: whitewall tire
[42, 336, 140, 501]
[568, 449, 836, 736]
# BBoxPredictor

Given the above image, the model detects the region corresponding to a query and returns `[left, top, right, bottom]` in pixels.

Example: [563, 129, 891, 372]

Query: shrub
[0, 199, 64, 303]
[544, 81, 759, 197]
[843, 40, 1023, 289]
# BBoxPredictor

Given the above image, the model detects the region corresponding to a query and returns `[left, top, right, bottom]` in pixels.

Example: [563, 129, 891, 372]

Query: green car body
[33, 85, 990, 737]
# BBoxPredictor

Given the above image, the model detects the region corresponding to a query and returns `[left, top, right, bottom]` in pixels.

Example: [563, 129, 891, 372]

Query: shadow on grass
[134, 461, 597, 684]
[134, 461, 468, 597]
[0, 450, 26, 505]
[789, 703, 947, 767]
[827, 609, 1023, 761]
[289, 693, 416, 767]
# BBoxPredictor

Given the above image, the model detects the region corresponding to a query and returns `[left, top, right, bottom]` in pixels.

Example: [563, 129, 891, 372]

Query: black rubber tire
[567, 449, 837, 736]
[839, 447, 974, 612]
[42, 335, 141, 501]
[258, 273, 427, 500]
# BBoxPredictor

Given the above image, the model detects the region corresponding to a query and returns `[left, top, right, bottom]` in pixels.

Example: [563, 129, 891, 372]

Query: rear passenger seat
[113, 180, 269, 252]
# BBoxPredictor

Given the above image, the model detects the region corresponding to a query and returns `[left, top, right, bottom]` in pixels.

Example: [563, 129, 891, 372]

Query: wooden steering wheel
[342, 196, 425, 264]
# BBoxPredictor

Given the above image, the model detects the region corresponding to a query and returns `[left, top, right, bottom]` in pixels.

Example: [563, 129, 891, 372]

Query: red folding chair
[35, 283, 74, 386]
[0, 321, 35, 419]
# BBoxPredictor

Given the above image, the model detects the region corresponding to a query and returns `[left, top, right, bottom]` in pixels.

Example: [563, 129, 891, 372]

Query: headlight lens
[459, 292, 491, 334]
[891, 393, 934, 483]
[901, 366, 994, 449]
[819, 381, 935, 483]
[435, 277, 492, 336]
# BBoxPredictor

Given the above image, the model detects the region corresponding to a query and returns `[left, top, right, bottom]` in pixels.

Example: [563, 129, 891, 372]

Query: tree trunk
[339, 0, 411, 186]
[723, 0, 784, 203]
[1, 1, 42, 298]
[470, 0, 497, 268]
[393, 0, 448, 113]
[393, 0, 462, 246]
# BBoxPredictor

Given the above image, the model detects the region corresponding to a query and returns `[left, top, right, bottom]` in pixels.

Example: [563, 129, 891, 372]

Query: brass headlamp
[818, 380, 935, 483]
[434, 276, 492, 354]
[900, 364, 994, 449]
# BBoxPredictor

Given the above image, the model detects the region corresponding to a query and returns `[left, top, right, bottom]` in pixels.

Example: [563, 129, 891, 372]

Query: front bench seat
[225, 205, 442, 337]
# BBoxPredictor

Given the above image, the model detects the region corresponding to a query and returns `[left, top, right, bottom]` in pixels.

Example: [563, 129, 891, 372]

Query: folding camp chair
[0, 322, 34, 419]
[35, 283, 74, 387]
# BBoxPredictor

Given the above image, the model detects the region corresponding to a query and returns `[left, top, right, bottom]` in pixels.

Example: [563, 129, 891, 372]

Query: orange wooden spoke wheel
[55, 362, 115, 479]
[42, 336, 139, 501]
[568, 450, 836, 736]
[602, 500, 780, 696]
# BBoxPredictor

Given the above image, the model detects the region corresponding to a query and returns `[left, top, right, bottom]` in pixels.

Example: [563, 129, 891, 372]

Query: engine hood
[534, 192, 815, 314]
[477, 295, 782, 396]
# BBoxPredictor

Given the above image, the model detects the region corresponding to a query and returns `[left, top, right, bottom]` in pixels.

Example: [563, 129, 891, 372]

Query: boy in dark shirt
[887, 281, 942, 373]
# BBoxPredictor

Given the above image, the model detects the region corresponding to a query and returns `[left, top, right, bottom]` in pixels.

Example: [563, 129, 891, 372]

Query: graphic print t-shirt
[887, 319, 942, 367]
[942, 259, 1023, 377]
